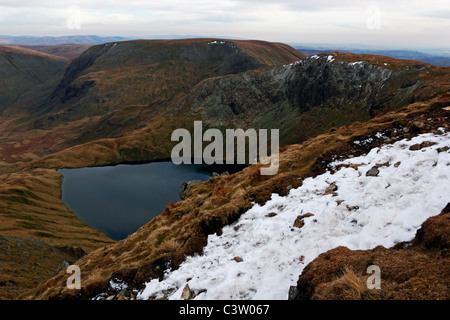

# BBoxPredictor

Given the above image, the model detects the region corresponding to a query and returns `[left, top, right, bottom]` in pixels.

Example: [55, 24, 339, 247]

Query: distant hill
[17, 44, 93, 60]
[0, 45, 68, 112]
[0, 35, 130, 46]
[295, 46, 450, 67]
[29, 39, 305, 125]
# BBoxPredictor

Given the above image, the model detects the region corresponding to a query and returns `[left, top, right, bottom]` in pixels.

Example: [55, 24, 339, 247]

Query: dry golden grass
[315, 267, 379, 300]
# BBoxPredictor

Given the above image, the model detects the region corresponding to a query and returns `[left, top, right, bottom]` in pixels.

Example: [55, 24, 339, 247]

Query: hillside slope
[0, 39, 448, 300]
[0, 45, 68, 112]
[21, 93, 450, 300]
[32, 39, 305, 124]
[0, 39, 305, 299]
[18, 44, 93, 61]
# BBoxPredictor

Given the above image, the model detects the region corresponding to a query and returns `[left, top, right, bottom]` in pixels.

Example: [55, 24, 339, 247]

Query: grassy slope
[21, 92, 450, 299]
[17, 44, 93, 61]
[0, 46, 68, 112]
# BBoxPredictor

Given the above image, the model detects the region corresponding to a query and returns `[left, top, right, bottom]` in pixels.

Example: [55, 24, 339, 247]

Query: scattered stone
[323, 183, 338, 195]
[213, 171, 230, 177]
[409, 141, 436, 151]
[347, 205, 360, 211]
[293, 218, 304, 229]
[288, 286, 299, 300]
[394, 161, 401, 168]
[298, 212, 314, 220]
[179, 180, 202, 200]
[181, 284, 194, 300]
[266, 212, 277, 218]
[293, 213, 314, 228]
[366, 166, 379, 177]
[55, 260, 70, 273]
[375, 161, 390, 168]
[336, 200, 345, 206]
[411, 121, 427, 132]
[116, 289, 129, 300]
[233, 256, 243, 263]
[437, 146, 449, 153]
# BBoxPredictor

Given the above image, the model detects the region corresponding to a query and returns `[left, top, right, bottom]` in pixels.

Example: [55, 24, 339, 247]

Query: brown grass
[315, 267, 379, 300]
[214, 184, 229, 198]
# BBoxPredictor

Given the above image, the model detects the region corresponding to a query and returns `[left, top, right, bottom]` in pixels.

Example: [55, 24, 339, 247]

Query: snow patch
[138, 131, 450, 300]
[110, 278, 128, 291]
[208, 40, 226, 45]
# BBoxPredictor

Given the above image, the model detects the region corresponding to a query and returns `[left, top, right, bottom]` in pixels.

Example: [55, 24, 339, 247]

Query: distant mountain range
[0, 35, 130, 45]
[2, 35, 449, 66]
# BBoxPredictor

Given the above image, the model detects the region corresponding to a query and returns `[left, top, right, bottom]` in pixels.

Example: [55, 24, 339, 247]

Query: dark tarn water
[60, 162, 243, 241]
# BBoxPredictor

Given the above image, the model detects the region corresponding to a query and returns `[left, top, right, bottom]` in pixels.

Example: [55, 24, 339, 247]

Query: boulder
[179, 180, 203, 200]
[323, 183, 338, 196]
[181, 284, 194, 300]
[365, 166, 379, 177]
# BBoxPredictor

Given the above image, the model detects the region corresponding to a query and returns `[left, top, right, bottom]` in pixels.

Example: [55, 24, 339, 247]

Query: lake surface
[60, 162, 239, 240]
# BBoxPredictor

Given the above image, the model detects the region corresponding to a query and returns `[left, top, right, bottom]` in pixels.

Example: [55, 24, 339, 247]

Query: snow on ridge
[138, 131, 450, 300]
[283, 60, 302, 68]
[208, 40, 226, 45]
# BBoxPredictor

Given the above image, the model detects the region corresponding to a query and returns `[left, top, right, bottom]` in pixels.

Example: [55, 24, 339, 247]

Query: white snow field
[138, 130, 450, 300]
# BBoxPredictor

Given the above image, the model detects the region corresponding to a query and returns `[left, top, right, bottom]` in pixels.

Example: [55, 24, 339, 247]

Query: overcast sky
[1, 0, 449, 49]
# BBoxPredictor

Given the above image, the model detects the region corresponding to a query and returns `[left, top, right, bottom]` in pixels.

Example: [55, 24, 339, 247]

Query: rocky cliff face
[35, 39, 305, 125]
[174, 53, 436, 144]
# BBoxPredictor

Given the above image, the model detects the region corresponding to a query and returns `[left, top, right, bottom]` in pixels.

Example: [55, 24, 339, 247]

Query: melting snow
[327, 55, 335, 62]
[208, 40, 226, 45]
[283, 60, 302, 68]
[138, 131, 450, 300]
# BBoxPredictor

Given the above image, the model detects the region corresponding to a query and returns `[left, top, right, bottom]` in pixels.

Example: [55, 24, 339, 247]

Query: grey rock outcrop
[180, 180, 203, 200]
